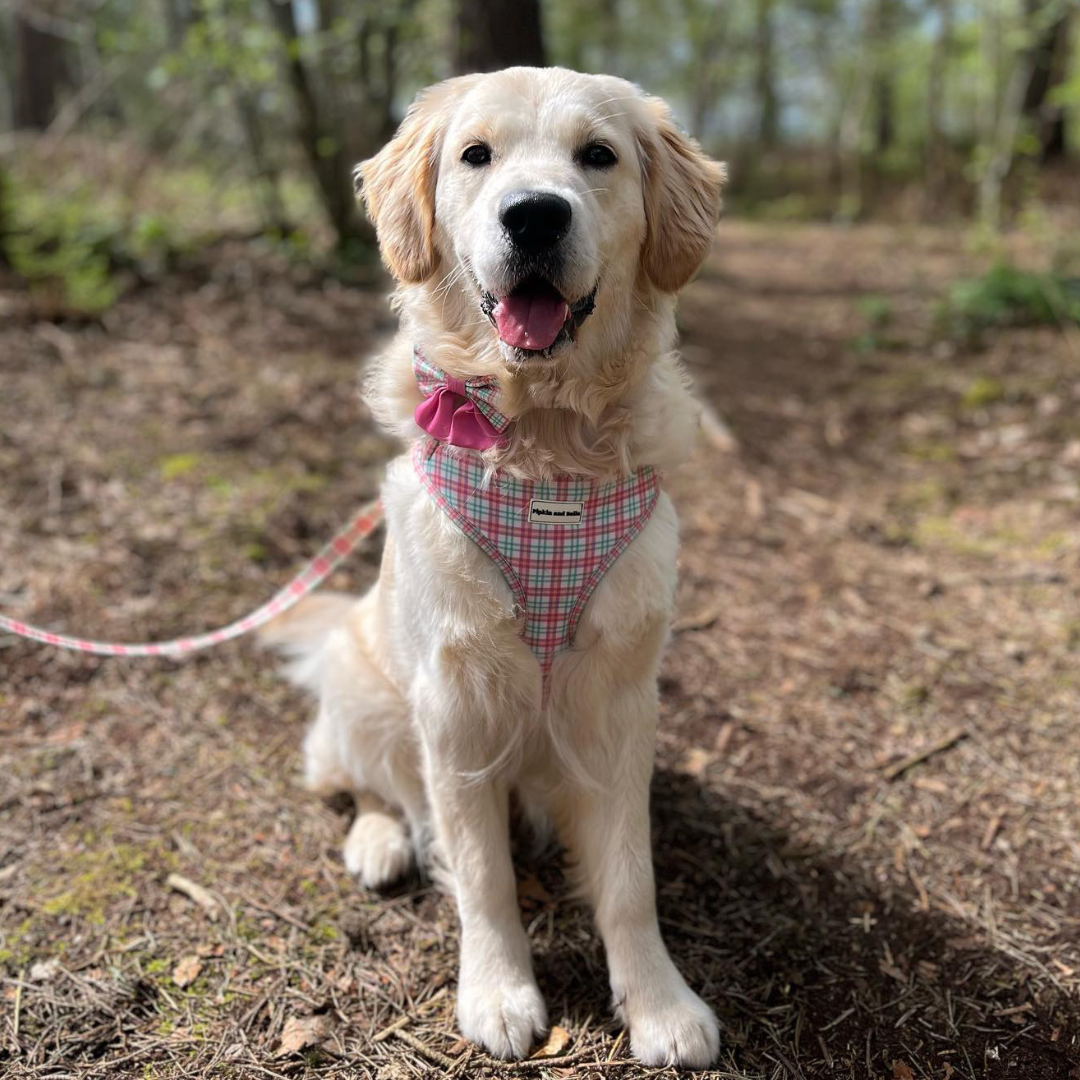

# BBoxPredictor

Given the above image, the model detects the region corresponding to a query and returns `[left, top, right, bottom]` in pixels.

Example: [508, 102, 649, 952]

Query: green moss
[901, 683, 931, 708]
[36, 839, 176, 925]
[1037, 531, 1069, 555]
[234, 914, 262, 942]
[905, 440, 957, 463]
[912, 516, 994, 558]
[160, 452, 202, 480]
[243, 541, 268, 563]
[310, 920, 339, 943]
[895, 478, 952, 513]
[961, 376, 1006, 410]
[0, 916, 36, 968]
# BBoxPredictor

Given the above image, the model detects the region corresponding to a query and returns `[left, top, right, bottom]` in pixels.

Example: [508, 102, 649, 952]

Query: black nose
[499, 191, 572, 253]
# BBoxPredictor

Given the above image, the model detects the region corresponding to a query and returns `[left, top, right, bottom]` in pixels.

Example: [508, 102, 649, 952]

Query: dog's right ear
[357, 78, 474, 285]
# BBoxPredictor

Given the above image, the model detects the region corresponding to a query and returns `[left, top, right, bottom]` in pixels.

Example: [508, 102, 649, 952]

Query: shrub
[941, 263, 1080, 338]
[1, 180, 183, 316]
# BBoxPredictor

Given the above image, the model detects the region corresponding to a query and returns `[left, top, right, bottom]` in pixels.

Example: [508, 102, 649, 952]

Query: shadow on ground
[506, 767, 1080, 1079]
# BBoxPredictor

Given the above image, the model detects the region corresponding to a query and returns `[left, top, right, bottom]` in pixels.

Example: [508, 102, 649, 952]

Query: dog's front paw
[617, 978, 720, 1069]
[457, 972, 548, 1059]
[343, 811, 413, 889]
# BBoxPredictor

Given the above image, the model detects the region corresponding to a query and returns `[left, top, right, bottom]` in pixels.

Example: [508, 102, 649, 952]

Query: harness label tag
[528, 499, 584, 527]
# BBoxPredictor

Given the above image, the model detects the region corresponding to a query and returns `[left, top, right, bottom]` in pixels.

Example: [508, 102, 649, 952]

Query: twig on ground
[391, 1027, 463, 1069]
[505, 1050, 637, 1071]
[12, 978, 21, 1041]
[241, 895, 310, 933]
[371, 1012, 413, 1044]
[166, 873, 222, 921]
[881, 727, 968, 781]
[980, 812, 1003, 851]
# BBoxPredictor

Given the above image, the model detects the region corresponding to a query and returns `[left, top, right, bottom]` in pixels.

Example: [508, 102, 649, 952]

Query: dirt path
[2, 224, 1079, 1078]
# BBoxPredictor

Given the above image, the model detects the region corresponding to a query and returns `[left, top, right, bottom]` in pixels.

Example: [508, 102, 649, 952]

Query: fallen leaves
[532, 1025, 571, 1058]
[275, 1014, 329, 1057]
[29, 958, 61, 982]
[171, 954, 202, 988]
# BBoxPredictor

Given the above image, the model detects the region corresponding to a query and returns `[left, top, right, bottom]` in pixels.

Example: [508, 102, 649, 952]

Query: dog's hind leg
[343, 791, 415, 889]
[263, 586, 427, 888]
[299, 629, 426, 889]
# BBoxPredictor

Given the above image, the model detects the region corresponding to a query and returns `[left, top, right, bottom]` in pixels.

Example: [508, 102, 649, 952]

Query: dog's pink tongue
[493, 292, 569, 351]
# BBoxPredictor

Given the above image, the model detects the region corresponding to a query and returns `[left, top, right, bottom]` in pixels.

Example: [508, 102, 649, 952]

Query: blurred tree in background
[0, 0, 1076, 311]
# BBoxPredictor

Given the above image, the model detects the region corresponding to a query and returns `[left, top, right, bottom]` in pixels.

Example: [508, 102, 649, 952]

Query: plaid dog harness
[411, 351, 660, 691]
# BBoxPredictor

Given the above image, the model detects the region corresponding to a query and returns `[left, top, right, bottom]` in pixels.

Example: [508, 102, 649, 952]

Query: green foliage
[3, 184, 118, 314]
[941, 263, 1080, 337]
[854, 293, 895, 351]
[858, 294, 894, 328]
[1, 178, 184, 316]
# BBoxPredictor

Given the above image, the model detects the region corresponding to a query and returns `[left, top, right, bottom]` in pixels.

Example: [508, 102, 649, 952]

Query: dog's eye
[461, 143, 492, 166]
[578, 143, 617, 169]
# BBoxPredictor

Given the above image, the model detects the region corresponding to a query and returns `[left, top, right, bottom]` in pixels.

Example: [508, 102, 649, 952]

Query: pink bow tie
[413, 351, 511, 451]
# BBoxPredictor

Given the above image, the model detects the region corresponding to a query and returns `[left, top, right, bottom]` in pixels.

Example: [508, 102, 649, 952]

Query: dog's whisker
[590, 93, 637, 109]
[434, 265, 466, 299]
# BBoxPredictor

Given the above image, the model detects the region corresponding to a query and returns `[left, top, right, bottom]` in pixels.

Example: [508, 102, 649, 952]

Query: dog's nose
[499, 191, 572, 253]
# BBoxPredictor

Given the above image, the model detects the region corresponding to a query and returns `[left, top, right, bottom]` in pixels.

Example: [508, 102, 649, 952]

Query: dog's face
[360, 68, 724, 371]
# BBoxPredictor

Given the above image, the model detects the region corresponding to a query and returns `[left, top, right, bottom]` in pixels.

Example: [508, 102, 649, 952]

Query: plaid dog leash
[0, 499, 382, 657]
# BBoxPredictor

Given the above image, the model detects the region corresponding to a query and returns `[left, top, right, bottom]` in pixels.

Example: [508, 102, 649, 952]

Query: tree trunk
[356, 8, 397, 148]
[873, 74, 894, 152]
[924, 0, 954, 213]
[0, 165, 9, 268]
[834, 0, 877, 221]
[977, 16, 1033, 230]
[871, 0, 898, 153]
[753, 0, 779, 147]
[161, 0, 190, 48]
[13, 14, 70, 130]
[264, 0, 362, 251]
[233, 88, 291, 236]
[454, 0, 545, 75]
[1021, 2, 1072, 162]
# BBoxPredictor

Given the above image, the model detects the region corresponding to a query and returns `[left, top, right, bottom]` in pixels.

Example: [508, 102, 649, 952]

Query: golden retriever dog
[265, 67, 725, 1067]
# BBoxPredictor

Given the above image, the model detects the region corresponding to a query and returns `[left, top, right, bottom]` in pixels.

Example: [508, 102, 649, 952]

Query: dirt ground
[2, 222, 1079, 1079]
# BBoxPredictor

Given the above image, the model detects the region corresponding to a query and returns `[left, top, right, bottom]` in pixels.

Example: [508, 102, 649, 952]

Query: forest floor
[2, 221, 1080, 1080]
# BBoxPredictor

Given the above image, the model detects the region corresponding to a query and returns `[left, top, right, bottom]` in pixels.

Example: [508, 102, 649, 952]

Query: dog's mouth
[479, 277, 597, 357]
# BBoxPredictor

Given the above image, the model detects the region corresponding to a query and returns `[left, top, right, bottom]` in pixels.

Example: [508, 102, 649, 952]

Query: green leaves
[941, 263, 1080, 338]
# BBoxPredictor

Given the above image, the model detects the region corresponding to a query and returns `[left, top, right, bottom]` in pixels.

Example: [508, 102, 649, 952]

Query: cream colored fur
[264, 67, 725, 1068]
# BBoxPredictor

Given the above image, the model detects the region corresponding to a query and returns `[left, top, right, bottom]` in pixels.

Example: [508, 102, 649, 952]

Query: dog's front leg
[416, 681, 547, 1060]
[562, 685, 720, 1068]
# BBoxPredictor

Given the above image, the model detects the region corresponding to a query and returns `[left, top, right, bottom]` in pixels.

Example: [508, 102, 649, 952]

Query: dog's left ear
[637, 99, 727, 294]
[357, 77, 475, 284]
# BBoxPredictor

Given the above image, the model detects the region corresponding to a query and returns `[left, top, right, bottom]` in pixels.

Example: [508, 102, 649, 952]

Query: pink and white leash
[0, 499, 383, 657]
